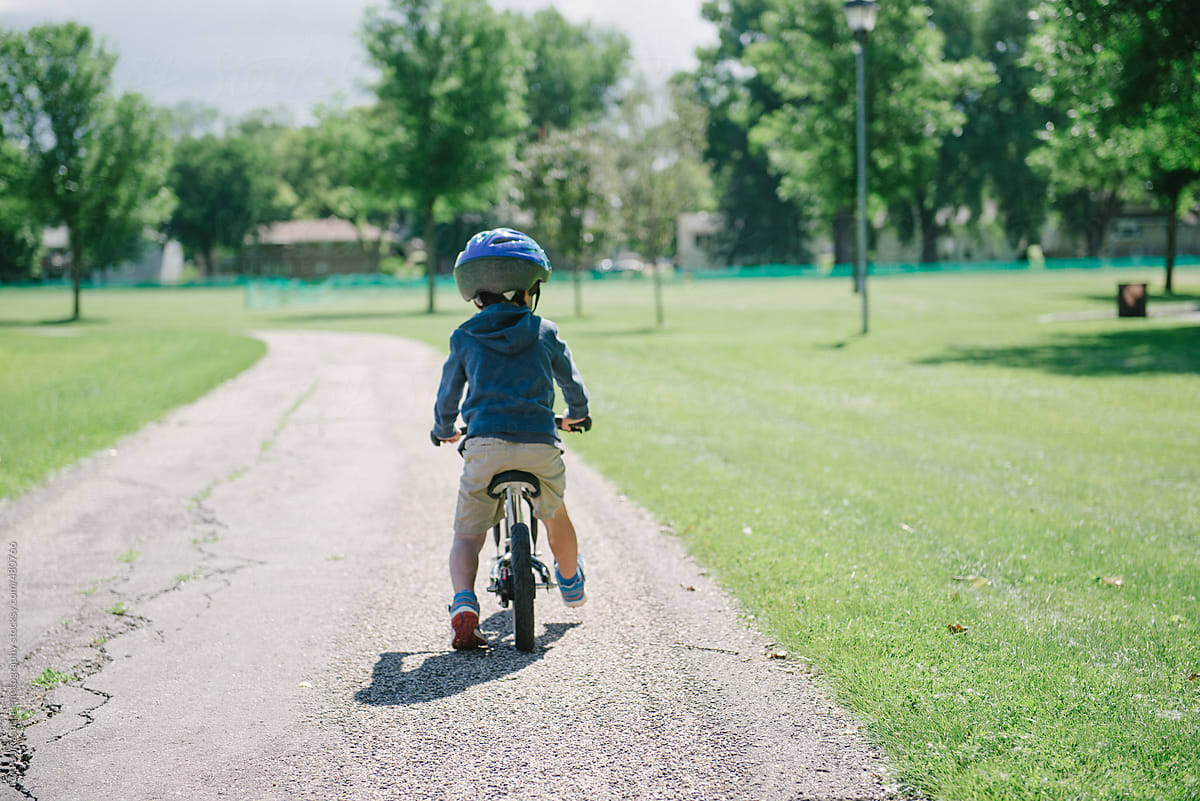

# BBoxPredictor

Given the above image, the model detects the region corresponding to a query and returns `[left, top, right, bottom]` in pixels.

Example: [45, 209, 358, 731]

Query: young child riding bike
[432, 228, 590, 650]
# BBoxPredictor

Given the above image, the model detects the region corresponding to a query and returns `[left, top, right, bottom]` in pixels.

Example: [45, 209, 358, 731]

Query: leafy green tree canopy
[520, 8, 630, 135]
[167, 133, 273, 276]
[694, 0, 813, 266]
[1029, 0, 1200, 288]
[362, 0, 528, 312]
[0, 139, 40, 282]
[746, 0, 994, 263]
[0, 22, 172, 318]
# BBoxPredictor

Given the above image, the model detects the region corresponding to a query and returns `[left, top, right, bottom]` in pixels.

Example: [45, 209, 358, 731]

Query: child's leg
[545, 503, 578, 578]
[449, 531, 488, 593]
[546, 503, 585, 607]
[449, 530, 489, 650]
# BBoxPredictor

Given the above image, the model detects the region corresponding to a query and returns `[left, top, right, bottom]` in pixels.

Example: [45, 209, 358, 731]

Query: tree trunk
[1165, 188, 1178, 295]
[1085, 190, 1122, 259]
[423, 196, 436, 314]
[1085, 218, 1105, 259]
[63, 223, 84, 321]
[918, 205, 940, 264]
[367, 237, 383, 273]
[832, 208, 853, 283]
[573, 264, 583, 318]
[201, 247, 215, 279]
[653, 264, 664, 327]
[69, 239, 84, 322]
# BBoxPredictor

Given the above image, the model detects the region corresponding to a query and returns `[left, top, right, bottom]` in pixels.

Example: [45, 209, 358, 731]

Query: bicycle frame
[486, 477, 555, 606]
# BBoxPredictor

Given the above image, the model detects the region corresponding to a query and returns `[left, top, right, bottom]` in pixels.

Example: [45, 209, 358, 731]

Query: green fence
[232, 255, 1198, 308]
[664, 254, 1200, 281]
[243, 273, 430, 308]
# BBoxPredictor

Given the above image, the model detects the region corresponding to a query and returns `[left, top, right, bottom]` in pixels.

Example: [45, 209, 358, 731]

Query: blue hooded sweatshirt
[432, 304, 589, 446]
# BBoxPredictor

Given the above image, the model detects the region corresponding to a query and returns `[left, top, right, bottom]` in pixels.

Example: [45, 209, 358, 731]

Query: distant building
[40, 227, 184, 284]
[246, 218, 393, 278]
[676, 212, 724, 270]
[40, 226, 70, 279]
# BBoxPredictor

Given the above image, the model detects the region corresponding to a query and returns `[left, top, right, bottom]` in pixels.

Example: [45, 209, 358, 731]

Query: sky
[0, 0, 716, 122]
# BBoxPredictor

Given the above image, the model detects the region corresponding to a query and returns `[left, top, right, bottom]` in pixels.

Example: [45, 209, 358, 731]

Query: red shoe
[450, 609, 488, 650]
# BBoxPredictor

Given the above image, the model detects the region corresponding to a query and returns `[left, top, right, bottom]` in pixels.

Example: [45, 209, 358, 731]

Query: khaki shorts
[454, 437, 566, 535]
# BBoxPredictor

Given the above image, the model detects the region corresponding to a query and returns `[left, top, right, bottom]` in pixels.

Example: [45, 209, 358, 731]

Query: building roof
[255, 218, 389, 245]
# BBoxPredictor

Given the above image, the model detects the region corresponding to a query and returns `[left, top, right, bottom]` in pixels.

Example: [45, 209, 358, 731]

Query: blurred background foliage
[1, 0, 1198, 316]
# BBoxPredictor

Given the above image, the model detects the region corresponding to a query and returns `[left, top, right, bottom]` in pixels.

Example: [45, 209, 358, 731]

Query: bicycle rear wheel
[509, 522, 535, 651]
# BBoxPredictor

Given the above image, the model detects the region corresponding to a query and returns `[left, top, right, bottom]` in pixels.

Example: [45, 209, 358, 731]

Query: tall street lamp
[844, 0, 877, 335]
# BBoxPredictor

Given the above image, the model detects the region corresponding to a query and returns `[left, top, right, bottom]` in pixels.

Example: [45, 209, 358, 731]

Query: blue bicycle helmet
[453, 228, 552, 303]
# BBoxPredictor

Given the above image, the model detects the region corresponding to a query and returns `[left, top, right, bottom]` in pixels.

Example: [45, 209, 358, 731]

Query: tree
[80, 93, 175, 276]
[1025, 118, 1141, 258]
[1029, 0, 1200, 290]
[0, 23, 172, 319]
[229, 107, 306, 226]
[1141, 120, 1200, 293]
[613, 77, 715, 325]
[1062, 0, 1199, 127]
[746, 0, 994, 266]
[0, 140, 40, 282]
[164, 101, 221, 140]
[694, 0, 813, 266]
[362, 0, 528, 313]
[302, 104, 400, 272]
[519, 126, 613, 316]
[511, 10, 630, 316]
[928, 0, 1049, 256]
[520, 8, 630, 135]
[166, 133, 273, 276]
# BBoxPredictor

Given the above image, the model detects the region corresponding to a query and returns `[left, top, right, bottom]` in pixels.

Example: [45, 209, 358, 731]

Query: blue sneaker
[556, 557, 586, 608]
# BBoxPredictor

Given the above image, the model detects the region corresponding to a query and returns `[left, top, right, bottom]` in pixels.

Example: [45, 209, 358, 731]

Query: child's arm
[546, 324, 589, 421]
[432, 335, 467, 440]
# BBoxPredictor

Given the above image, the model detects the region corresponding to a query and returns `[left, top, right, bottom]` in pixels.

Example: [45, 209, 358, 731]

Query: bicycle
[433, 415, 591, 651]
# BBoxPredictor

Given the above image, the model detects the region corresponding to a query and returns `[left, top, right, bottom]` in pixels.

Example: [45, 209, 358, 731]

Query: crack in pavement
[45, 687, 111, 746]
[3, 350, 325, 798]
[190, 379, 319, 508]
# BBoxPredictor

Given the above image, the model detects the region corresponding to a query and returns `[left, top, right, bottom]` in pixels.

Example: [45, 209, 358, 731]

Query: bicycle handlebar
[431, 416, 591, 446]
[556, 415, 592, 433]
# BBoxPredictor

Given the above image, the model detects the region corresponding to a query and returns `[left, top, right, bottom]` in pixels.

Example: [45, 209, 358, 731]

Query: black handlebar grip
[432, 427, 468, 446]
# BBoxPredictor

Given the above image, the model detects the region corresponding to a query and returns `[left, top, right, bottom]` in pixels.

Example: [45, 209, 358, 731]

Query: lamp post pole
[854, 31, 868, 334]
[844, 0, 878, 336]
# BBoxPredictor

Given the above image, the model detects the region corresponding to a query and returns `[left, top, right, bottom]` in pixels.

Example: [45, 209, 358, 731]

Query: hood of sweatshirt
[458, 304, 540, 355]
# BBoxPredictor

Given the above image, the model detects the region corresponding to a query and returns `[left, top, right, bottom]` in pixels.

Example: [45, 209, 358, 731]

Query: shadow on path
[355, 613, 578, 706]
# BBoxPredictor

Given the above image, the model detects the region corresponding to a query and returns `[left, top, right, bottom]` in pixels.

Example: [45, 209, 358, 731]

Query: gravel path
[1, 330, 892, 801]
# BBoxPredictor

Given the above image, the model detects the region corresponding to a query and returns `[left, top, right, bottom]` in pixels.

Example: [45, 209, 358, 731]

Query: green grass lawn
[2, 270, 1197, 798]
[554, 273, 1199, 800]
[0, 289, 266, 499]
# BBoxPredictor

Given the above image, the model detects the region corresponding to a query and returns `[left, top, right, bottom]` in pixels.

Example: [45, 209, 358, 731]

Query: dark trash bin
[1117, 283, 1147, 317]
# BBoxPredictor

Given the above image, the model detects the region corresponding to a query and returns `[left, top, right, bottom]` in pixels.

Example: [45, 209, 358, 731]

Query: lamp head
[843, 0, 879, 33]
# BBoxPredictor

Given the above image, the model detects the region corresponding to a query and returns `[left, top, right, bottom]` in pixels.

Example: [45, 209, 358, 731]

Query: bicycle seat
[487, 470, 541, 498]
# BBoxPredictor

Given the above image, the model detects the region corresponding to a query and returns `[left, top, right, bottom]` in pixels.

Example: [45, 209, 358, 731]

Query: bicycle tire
[510, 522, 536, 651]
